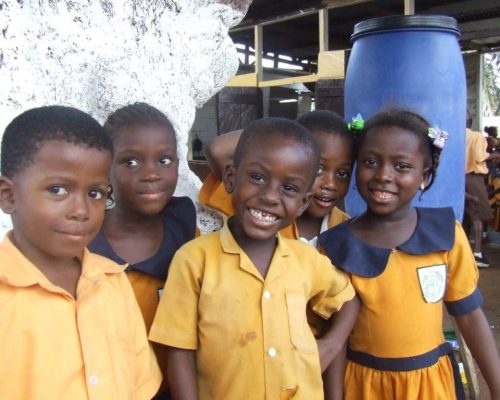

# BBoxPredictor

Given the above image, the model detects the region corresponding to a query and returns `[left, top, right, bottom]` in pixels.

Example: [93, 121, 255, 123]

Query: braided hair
[103, 102, 175, 143]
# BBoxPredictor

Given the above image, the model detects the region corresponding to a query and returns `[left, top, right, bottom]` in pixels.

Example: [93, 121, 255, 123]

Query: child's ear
[222, 164, 236, 194]
[421, 167, 431, 190]
[0, 176, 16, 214]
[296, 192, 313, 218]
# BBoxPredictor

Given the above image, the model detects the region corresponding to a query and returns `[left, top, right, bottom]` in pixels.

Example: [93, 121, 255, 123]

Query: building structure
[189, 0, 500, 154]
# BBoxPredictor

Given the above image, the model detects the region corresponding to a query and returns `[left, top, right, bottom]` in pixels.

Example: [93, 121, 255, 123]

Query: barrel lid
[351, 15, 460, 41]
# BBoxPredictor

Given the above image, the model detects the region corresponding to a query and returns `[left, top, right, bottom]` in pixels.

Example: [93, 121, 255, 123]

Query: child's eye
[160, 157, 173, 166]
[283, 184, 299, 193]
[48, 186, 68, 196]
[395, 163, 412, 171]
[250, 174, 265, 183]
[88, 189, 105, 200]
[362, 159, 377, 168]
[337, 169, 351, 180]
[316, 165, 325, 176]
[125, 159, 139, 167]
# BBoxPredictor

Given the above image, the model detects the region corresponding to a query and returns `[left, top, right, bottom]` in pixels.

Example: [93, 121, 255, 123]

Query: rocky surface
[0, 0, 252, 234]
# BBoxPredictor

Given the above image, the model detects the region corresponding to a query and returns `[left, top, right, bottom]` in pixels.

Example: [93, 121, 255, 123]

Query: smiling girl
[320, 108, 500, 400]
[88, 102, 196, 399]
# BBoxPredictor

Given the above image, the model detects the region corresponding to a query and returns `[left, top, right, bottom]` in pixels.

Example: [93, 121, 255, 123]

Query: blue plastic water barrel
[344, 15, 466, 219]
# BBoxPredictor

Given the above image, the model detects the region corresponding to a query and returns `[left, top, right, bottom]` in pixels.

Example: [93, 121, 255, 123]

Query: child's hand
[316, 296, 360, 372]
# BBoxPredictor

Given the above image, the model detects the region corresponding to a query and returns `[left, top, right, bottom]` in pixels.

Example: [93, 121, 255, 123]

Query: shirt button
[89, 374, 99, 385]
[268, 347, 277, 357]
[263, 290, 271, 300]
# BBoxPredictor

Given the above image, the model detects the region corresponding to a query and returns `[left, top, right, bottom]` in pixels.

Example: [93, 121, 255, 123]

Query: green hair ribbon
[348, 113, 364, 132]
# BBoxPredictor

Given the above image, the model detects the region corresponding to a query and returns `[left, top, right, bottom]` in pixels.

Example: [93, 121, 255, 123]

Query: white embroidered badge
[417, 264, 447, 303]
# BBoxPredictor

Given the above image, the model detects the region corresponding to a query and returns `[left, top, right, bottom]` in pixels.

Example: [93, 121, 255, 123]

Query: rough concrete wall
[0, 0, 251, 233]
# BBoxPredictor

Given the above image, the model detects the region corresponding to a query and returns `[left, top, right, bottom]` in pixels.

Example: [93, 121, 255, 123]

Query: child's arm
[167, 347, 198, 400]
[317, 295, 360, 372]
[205, 130, 242, 180]
[323, 344, 347, 400]
[455, 307, 500, 399]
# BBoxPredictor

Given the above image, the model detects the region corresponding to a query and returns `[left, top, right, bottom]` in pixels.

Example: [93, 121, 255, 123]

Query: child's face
[110, 124, 178, 216]
[356, 126, 429, 217]
[0, 140, 111, 265]
[305, 131, 352, 219]
[224, 135, 313, 242]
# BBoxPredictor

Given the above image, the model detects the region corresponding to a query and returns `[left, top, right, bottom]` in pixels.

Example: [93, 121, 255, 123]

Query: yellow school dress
[320, 207, 481, 400]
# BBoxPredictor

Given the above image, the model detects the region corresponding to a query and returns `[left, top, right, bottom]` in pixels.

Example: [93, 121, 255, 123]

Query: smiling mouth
[249, 208, 278, 223]
[314, 195, 335, 207]
[371, 190, 395, 201]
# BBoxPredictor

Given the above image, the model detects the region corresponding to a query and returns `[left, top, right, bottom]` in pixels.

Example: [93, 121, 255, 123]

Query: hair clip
[428, 127, 448, 149]
[348, 114, 364, 132]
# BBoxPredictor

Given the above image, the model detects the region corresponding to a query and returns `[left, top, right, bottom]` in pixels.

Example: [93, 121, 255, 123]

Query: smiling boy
[0, 106, 161, 399]
[149, 117, 359, 400]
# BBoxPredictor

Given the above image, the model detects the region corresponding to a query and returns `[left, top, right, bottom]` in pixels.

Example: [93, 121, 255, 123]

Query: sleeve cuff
[313, 281, 356, 320]
[445, 287, 483, 316]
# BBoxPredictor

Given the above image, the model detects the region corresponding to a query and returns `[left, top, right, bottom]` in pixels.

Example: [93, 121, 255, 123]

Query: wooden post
[319, 9, 329, 53]
[254, 25, 263, 83]
[404, 0, 415, 15]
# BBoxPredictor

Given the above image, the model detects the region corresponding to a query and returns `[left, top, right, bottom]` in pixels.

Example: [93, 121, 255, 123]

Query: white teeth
[249, 208, 277, 222]
[373, 190, 393, 200]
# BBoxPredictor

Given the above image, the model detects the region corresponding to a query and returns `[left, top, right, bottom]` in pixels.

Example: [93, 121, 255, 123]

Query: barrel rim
[351, 15, 460, 41]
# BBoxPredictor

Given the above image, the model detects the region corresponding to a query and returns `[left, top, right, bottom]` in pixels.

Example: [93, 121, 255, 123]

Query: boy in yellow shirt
[199, 110, 354, 246]
[0, 106, 161, 399]
[150, 117, 359, 400]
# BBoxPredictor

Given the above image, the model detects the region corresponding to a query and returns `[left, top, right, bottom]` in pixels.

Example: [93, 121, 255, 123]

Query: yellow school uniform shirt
[149, 221, 355, 400]
[0, 232, 162, 400]
[280, 206, 350, 240]
[320, 207, 481, 400]
[465, 128, 489, 174]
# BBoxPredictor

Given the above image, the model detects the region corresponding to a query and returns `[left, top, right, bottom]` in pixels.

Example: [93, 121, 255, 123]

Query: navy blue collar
[319, 207, 455, 277]
[88, 196, 196, 281]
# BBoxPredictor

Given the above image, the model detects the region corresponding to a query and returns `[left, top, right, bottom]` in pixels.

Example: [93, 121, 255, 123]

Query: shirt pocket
[286, 293, 316, 354]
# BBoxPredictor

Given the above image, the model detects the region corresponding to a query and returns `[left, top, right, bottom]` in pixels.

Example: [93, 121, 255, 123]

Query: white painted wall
[0, 0, 252, 235]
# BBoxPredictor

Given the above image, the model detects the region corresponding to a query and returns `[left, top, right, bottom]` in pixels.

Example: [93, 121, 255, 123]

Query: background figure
[484, 126, 499, 153]
[464, 112, 496, 267]
[485, 126, 500, 232]
[191, 136, 205, 160]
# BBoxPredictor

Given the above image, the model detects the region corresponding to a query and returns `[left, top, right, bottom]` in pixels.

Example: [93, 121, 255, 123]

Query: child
[149, 117, 360, 400]
[0, 105, 161, 399]
[201, 110, 354, 245]
[281, 111, 353, 246]
[87, 102, 197, 398]
[319, 108, 500, 399]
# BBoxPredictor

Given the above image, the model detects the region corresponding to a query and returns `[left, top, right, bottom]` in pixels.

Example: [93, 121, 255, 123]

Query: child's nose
[261, 183, 280, 203]
[320, 171, 336, 190]
[141, 161, 161, 181]
[375, 164, 393, 182]
[69, 194, 90, 221]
